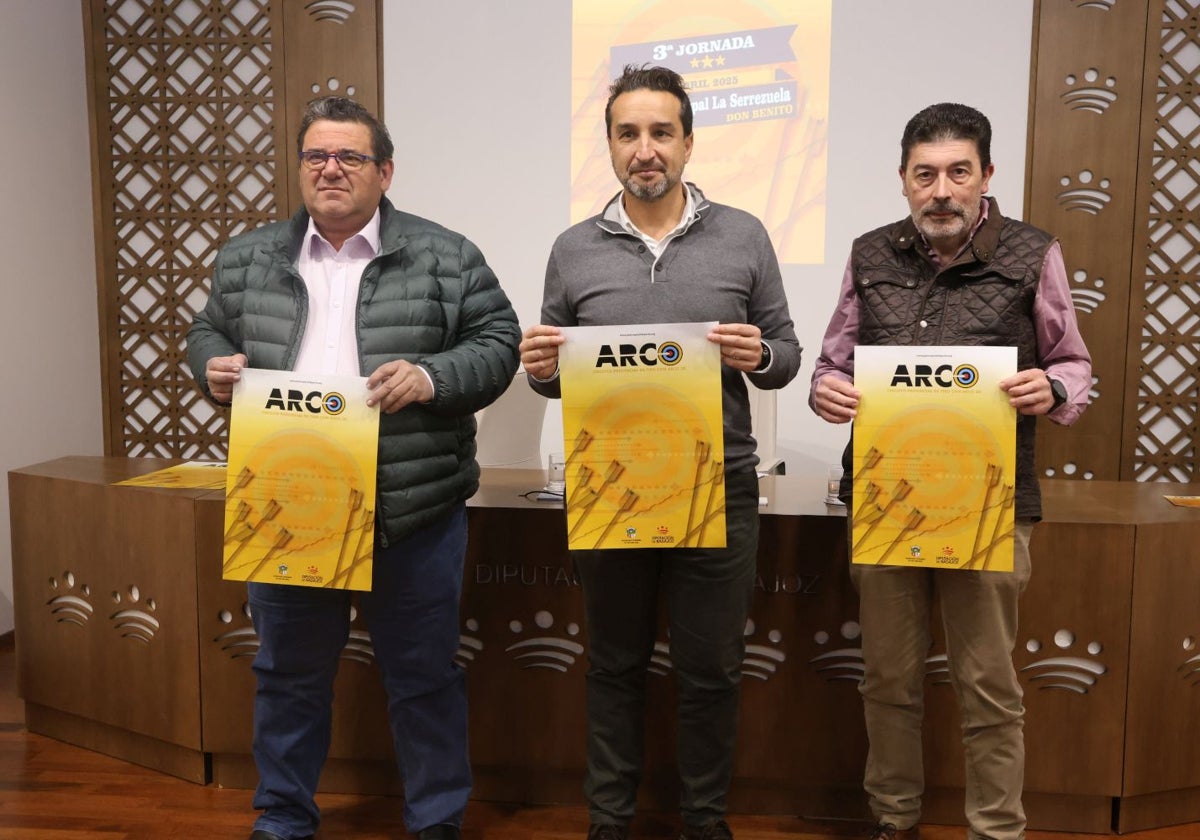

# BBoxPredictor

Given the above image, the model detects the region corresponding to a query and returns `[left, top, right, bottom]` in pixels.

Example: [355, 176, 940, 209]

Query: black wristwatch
[755, 341, 772, 372]
[1049, 377, 1068, 410]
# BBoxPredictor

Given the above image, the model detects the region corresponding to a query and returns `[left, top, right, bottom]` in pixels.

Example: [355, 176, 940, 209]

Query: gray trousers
[573, 467, 759, 826]
[850, 520, 1033, 840]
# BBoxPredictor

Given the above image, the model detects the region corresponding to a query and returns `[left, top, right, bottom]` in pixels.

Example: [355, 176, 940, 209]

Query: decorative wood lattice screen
[84, 0, 379, 459]
[1129, 0, 1200, 480]
[85, 0, 287, 459]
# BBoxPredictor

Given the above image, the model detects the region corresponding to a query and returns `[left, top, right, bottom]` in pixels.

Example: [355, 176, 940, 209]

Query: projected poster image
[571, 0, 831, 264]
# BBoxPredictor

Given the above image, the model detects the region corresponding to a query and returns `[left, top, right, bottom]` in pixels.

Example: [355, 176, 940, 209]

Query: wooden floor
[1, 636, 1198, 840]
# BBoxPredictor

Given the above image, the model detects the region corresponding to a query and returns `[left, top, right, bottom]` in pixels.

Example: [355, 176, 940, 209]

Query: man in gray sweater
[519, 65, 801, 840]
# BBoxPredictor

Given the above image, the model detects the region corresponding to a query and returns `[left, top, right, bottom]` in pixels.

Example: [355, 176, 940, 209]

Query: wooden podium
[10, 456, 1200, 832]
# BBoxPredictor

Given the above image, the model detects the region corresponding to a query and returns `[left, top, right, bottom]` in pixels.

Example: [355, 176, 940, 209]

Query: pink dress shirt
[810, 199, 1092, 424]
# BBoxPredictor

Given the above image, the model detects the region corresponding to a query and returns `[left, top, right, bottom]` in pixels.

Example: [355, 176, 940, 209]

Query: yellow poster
[115, 461, 228, 490]
[571, 0, 832, 264]
[223, 369, 379, 590]
[559, 322, 725, 550]
[852, 346, 1017, 571]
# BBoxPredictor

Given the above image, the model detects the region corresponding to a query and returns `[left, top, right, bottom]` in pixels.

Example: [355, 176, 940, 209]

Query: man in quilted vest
[187, 96, 521, 840]
[809, 103, 1091, 840]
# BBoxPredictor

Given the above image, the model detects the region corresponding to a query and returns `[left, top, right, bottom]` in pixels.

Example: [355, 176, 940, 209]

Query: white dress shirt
[614, 187, 696, 257]
[292, 210, 381, 376]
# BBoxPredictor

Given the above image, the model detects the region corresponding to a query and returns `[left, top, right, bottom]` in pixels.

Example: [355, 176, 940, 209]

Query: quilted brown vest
[841, 197, 1056, 520]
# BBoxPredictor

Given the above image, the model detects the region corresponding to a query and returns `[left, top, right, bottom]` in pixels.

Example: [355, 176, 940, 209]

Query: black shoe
[868, 823, 920, 840]
[249, 831, 313, 840]
[679, 820, 733, 840]
[417, 824, 461, 840]
[588, 824, 630, 840]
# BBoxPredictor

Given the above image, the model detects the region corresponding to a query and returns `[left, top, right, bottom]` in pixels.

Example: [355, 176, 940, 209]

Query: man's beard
[623, 168, 677, 201]
[914, 200, 973, 242]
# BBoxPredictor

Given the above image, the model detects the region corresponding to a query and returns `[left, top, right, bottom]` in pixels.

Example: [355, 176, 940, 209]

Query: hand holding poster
[852, 346, 1017, 571]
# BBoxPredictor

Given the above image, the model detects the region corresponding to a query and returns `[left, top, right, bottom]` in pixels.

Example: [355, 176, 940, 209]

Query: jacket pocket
[856, 267, 923, 332]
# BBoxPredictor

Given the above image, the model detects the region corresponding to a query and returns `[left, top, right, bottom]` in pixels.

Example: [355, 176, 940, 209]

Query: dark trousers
[573, 467, 759, 826]
[248, 504, 471, 838]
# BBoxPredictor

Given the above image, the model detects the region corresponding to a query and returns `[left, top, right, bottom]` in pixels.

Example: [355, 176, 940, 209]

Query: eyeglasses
[299, 149, 378, 171]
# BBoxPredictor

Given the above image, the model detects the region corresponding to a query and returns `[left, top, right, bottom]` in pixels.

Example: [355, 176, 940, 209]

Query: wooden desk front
[10, 458, 1200, 832]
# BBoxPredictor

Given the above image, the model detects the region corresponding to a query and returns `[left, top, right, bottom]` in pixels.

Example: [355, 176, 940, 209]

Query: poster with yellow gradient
[851, 346, 1017, 571]
[558, 322, 724, 550]
[571, 0, 831, 264]
[116, 461, 228, 490]
[223, 369, 379, 590]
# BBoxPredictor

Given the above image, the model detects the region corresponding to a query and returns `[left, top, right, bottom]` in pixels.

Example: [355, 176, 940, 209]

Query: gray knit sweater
[530, 183, 802, 473]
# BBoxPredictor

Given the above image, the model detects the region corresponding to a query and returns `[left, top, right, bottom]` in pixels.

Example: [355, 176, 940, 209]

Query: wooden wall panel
[1028, 0, 1200, 483]
[1124, 521, 1200, 795]
[1027, 0, 1152, 482]
[20, 461, 1200, 831]
[280, 0, 382, 215]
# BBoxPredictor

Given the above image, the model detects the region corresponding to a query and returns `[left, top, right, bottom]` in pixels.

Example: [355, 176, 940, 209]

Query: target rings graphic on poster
[236, 429, 365, 540]
[953, 364, 979, 388]
[860, 406, 1003, 517]
[575, 384, 716, 490]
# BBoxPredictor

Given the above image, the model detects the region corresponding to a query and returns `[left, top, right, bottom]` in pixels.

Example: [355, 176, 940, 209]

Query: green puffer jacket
[186, 198, 521, 545]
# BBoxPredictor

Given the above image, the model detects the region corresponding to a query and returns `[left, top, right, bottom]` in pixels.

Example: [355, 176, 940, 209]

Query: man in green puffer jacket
[187, 96, 520, 840]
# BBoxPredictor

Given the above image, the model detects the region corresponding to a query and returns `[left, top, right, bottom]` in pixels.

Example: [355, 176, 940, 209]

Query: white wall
[383, 0, 1034, 474]
[0, 2, 104, 634]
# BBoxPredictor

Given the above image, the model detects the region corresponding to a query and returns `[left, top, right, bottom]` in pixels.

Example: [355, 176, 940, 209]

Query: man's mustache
[923, 201, 964, 217]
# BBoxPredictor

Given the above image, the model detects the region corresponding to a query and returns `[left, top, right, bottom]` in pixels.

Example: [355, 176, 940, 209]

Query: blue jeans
[248, 504, 471, 838]
[573, 467, 760, 826]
